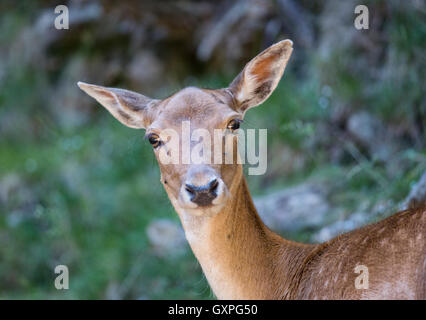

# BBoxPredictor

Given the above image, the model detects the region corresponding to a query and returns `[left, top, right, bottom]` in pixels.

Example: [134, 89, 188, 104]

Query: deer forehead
[151, 87, 237, 129]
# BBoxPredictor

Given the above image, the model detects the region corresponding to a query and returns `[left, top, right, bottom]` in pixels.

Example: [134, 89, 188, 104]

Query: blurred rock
[0, 51, 6, 87]
[196, 0, 270, 68]
[0, 110, 35, 142]
[0, 173, 40, 228]
[347, 111, 398, 162]
[13, 1, 103, 67]
[0, 174, 22, 205]
[0, 173, 35, 207]
[146, 219, 187, 256]
[347, 112, 382, 146]
[263, 146, 307, 184]
[318, 0, 358, 61]
[105, 281, 122, 300]
[254, 183, 330, 232]
[50, 57, 96, 129]
[401, 171, 426, 209]
[50, 55, 122, 129]
[276, 0, 314, 49]
[311, 212, 369, 243]
[60, 159, 88, 197]
[126, 51, 164, 91]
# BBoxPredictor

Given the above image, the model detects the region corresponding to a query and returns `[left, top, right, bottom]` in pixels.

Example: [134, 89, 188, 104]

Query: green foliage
[0, 1, 425, 299]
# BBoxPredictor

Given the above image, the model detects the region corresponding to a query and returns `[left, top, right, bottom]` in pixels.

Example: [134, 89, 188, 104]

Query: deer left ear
[228, 40, 293, 113]
[77, 82, 159, 129]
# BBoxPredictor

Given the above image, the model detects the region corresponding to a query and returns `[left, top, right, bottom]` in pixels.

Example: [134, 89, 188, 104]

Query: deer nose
[185, 179, 218, 207]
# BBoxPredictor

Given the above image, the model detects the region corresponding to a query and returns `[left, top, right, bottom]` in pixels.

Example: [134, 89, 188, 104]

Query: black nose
[185, 179, 219, 206]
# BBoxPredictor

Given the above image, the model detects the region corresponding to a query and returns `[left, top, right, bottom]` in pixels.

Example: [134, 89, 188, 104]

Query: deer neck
[174, 167, 315, 299]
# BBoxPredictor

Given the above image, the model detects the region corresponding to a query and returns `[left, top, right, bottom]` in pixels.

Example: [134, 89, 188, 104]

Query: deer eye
[147, 134, 161, 148]
[227, 119, 242, 131]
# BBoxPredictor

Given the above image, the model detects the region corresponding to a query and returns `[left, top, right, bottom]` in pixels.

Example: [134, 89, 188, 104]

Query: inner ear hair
[229, 39, 293, 113]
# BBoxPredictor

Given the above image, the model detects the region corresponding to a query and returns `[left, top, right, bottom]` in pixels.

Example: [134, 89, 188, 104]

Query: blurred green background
[0, 0, 425, 299]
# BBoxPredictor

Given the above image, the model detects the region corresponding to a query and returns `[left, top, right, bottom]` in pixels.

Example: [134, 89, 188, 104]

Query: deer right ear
[228, 40, 293, 114]
[77, 82, 159, 129]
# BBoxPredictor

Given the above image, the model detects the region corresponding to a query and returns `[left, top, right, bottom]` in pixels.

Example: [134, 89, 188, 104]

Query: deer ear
[77, 82, 159, 129]
[228, 40, 293, 113]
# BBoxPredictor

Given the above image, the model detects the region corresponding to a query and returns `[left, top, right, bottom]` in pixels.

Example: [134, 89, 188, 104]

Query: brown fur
[78, 39, 425, 300]
[185, 173, 425, 299]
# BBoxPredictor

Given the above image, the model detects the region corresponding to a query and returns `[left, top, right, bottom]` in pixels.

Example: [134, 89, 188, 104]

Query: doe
[78, 40, 425, 299]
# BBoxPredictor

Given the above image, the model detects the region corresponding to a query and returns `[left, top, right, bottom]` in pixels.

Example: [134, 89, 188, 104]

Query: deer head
[78, 40, 293, 219]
